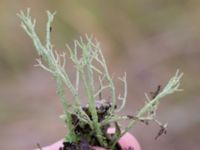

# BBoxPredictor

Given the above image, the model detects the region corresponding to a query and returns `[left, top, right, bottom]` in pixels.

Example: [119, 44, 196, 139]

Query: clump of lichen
[18, 9, 183, 149]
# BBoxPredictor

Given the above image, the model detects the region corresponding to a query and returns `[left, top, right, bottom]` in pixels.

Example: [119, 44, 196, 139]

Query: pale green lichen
[18, 9, 183, 149]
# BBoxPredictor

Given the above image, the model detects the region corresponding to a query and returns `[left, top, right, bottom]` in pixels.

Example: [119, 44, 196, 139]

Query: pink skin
[39, 128, 141, 150]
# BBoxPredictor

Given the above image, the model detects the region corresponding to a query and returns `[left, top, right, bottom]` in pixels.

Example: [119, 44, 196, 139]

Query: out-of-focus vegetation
[0, 0, 200, 150]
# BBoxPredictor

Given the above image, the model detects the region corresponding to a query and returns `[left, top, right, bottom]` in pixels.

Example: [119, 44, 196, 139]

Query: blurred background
[0, 0, 200, 149]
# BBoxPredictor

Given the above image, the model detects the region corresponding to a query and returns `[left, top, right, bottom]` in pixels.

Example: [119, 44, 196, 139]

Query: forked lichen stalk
[18, 9, 183, 149]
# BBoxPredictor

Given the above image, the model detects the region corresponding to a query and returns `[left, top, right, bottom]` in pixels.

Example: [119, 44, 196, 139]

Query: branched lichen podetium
[18, 9, 183, 149]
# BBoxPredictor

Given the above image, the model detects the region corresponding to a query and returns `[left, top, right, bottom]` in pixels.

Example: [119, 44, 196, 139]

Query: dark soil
[59, 141, 123, 150]
[59, 100, 123, 150]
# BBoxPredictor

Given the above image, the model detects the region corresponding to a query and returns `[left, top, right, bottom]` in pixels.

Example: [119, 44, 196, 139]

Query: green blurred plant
[18, 9, 183, 149]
